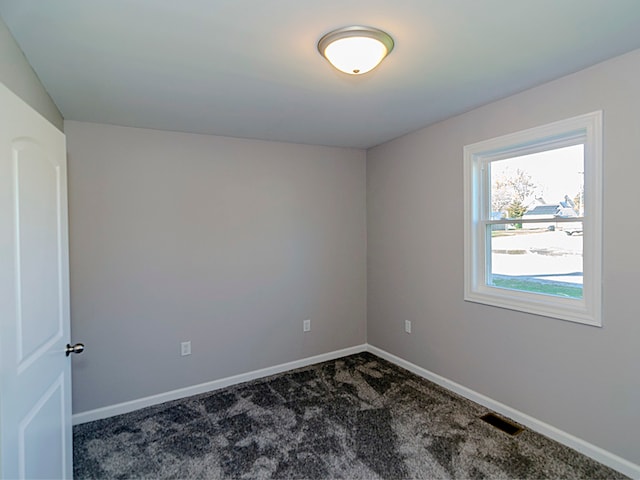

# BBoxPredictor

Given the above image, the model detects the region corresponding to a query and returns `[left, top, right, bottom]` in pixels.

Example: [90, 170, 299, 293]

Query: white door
[0, 82, 76, 479]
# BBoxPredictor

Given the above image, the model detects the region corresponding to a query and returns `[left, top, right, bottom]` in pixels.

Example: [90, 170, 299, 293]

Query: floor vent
[480, 413, 524, 436]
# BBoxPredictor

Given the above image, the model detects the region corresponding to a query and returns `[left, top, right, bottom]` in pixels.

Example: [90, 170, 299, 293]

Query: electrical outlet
[303, 319, 311, 332]
[181, 341, 191, 356]
[404, 320, 412, 334]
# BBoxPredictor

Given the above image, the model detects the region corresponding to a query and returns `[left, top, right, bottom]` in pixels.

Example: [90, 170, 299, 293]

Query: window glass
[488, 145, 584, 299]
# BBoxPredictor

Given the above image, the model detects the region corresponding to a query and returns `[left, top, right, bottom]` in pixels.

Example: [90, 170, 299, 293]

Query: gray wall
[66, 121, 367, 413]
[0, 16, 63, 130]
[367, 49, 640, 464]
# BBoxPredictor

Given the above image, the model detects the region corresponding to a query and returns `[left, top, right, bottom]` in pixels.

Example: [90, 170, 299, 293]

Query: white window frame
[464, 111, 603, 326]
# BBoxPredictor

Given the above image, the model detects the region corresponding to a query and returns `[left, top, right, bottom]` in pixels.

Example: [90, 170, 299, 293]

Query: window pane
[488, 223, 583, 299]
[490, 144, 585, 222]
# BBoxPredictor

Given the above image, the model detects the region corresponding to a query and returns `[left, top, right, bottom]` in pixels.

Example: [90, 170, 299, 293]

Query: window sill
[464, 286, 601, 327]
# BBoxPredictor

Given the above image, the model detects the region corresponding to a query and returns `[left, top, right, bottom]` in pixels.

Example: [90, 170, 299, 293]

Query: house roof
[524, 205, 560, 216]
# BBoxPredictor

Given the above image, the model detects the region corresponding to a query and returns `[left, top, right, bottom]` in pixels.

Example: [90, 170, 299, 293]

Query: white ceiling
[2, 1, 640, 148]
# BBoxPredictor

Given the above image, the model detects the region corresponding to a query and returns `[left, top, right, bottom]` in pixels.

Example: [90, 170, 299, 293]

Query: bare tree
[491, 167, 539, 215]
[573, 186, 584, 216]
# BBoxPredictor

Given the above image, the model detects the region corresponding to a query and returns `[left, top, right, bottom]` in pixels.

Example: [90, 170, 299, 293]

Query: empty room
[1, 1, 639, 478]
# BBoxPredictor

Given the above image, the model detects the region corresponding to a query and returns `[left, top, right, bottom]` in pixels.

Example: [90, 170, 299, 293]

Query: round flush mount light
[317, 25, 394, 75]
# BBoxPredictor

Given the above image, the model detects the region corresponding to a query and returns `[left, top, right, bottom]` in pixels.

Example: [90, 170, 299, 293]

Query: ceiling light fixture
[317, 26, 394, 75]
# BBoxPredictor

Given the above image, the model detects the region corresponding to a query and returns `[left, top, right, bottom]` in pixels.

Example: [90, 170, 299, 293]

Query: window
[464, 112, 602, 326]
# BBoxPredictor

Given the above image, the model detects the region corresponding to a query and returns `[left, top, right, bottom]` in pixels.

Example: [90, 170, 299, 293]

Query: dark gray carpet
[73, 352, 626, 479]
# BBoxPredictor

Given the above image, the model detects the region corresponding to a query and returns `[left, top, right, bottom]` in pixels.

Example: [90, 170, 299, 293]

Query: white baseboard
[72, 344, 367, 426]
[366, 344, 640, 479]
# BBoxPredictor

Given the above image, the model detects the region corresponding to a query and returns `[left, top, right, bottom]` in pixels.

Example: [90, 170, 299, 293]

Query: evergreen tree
[507, 199, 527, 229]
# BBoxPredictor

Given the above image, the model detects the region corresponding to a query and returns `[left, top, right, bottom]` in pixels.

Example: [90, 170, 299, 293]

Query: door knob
[65, 343, 85, 356]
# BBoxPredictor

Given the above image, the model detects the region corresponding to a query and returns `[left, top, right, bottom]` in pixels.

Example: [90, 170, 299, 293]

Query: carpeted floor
[73, 352, 626, 479]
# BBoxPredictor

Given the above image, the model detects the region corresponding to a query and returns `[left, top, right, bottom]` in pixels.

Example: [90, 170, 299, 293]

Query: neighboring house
[491, 211, 507, 230]
[556, 198, 582, 235]
[522, 203, 560, 229]
[521, 199, 582, 234]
